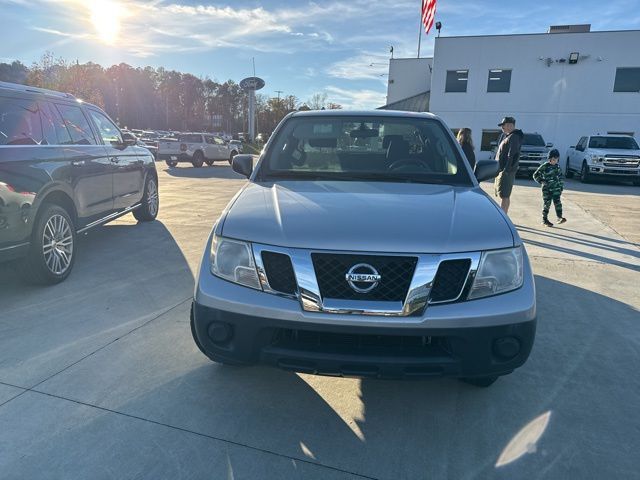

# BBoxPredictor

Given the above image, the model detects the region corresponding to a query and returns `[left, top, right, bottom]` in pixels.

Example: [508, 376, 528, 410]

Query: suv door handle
[109, 157, 120, 163]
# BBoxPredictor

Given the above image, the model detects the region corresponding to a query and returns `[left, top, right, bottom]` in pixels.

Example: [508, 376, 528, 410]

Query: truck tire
[192, 151, 204, 168]
[133, 175, 159, 222]
[565, 158, 573, 178]
[21, 203, 76, 285]
[580, 162, 591, 183]
[166, 160, 177, 167]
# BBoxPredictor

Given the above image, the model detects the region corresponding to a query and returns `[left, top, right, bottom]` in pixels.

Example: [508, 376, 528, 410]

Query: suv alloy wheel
[21, 204, 76, 284]
[133, 175, 159, 222]
[192, 151, 204, 168]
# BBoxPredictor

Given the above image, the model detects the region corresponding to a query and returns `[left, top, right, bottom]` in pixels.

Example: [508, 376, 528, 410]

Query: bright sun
[90, 0, 121, 45]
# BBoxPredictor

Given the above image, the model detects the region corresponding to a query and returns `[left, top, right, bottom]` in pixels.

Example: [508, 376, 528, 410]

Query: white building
[384, 25, 640, 162]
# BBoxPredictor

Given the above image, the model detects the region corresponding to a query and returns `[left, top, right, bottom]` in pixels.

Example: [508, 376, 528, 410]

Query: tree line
[0, 54, 341, 135]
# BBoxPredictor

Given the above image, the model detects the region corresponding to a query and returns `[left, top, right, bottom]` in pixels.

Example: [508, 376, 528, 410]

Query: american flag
[422, 0, 437, 34]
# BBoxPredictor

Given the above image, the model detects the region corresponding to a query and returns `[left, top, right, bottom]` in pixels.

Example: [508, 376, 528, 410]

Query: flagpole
[417, 1, 422, 58]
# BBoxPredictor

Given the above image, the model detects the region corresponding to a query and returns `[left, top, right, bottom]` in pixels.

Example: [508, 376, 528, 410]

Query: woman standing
[456, 128, 476, 170]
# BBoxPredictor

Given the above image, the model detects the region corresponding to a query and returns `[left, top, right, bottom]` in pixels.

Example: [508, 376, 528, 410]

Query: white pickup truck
[158, 133, 240, 168]
[565, 135, 640, 185]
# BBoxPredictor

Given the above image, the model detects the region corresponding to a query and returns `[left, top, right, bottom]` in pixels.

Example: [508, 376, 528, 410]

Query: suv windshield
[522, 134, 545, 147]
[259, 115, 472, 185]
[589, 136, 639, 149]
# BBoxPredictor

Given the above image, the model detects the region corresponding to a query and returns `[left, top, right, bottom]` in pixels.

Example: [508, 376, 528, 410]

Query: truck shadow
[48, 275, 637, 479]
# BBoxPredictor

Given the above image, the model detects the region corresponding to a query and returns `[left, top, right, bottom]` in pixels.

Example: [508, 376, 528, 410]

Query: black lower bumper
[191, 303, 536, 379]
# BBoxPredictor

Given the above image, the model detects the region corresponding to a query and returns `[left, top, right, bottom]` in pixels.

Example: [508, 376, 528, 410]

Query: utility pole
[275, 90, 283, 101]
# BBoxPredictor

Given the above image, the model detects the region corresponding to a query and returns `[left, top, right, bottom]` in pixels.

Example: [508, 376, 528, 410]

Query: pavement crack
[25, 297, 193, 392]
[17, 388, 379, 480]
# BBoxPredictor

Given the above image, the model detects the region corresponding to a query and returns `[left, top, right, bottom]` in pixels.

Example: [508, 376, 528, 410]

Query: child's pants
[542, 188, 563, 220]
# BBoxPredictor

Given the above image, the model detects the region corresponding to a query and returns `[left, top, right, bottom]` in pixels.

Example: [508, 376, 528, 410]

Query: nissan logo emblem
[345, 263, 382, 293]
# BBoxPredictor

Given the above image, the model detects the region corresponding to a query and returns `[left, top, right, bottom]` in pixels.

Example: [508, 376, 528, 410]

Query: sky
[2, 0, 640, 109]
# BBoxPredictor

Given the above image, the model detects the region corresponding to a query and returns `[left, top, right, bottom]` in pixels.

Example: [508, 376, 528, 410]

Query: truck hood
[221, 181, 515, 253]
[588, 148, 640, 157]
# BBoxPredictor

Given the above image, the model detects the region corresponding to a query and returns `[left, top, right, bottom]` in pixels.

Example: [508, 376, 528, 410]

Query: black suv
[0, 81, 159, 284]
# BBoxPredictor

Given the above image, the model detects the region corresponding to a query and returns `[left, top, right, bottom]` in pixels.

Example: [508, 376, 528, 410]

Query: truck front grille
[261, 251, 297, 295]
[312, 253, 417, 302]
[429, 259, 472, 303]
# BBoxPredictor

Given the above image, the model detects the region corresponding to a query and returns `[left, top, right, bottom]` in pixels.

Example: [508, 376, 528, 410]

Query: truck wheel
[166, 160, 177, 168]
[205, 160, 214, 166]
[21, 203, 76, 285]
[192, 151, 204, 168]
[133, 175, 159, 222]
[460, 375, 499, 387]
[580, 162, 591, 183]
[565, 158, 573, 178]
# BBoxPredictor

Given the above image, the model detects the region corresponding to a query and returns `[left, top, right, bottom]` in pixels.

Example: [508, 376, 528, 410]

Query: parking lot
[0, 165, 638, 479]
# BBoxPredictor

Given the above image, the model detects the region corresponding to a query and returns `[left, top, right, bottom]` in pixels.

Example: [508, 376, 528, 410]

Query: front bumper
[158, 153, 193, 162]
[191, 302, 536, 379]
[192, 254, 537, 378]
[586, 165, 640, 177]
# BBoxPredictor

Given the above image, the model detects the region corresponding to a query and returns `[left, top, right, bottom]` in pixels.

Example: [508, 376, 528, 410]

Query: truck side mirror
[232, 154, 254, 178]
[475, 160, 499, 182]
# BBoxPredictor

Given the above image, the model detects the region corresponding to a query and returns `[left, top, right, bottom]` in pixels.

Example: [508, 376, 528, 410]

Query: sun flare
[90, 0, 121, 45]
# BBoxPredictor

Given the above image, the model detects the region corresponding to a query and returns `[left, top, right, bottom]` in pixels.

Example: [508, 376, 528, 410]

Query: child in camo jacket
[533, 149, 567, 227]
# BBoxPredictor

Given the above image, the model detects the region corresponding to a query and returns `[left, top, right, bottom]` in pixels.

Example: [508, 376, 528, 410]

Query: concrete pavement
[0, 166, 638, 479]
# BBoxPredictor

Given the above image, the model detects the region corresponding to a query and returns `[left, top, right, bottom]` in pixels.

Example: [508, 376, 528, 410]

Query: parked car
[122, 130, 158, 159]
[0, 81, 159, 284]
[565, 135, 640, 184]
[191, 110, 536, 387]
[158, 133, 239, 167]
[228, 139, 243, 153]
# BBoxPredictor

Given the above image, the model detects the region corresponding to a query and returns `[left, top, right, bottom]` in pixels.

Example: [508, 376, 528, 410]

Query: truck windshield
[259, 115, 473, 185]
[523, 134, 545, 146]
[589, 136, 639, 149]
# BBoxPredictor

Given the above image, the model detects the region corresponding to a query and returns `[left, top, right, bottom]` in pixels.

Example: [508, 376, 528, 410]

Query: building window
[613, 68, 640, 92]
[487, 69, 511, 92]
[445, 70, 468, 92]
[481, 129, 501, 152]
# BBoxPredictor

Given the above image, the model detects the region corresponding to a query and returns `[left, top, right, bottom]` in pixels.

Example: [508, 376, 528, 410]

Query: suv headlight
[210, 236, 261, 290]
[468, 247, 524, 300]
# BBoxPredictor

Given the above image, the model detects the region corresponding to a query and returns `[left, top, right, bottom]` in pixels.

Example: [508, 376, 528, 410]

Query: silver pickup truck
[191, 110, 537, 387]
[566, 135, 640, 184]
[158, 133, 239, 168]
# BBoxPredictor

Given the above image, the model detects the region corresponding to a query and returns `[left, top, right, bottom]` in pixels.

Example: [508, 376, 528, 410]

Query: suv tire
[580, 162, 591, 183]
[133, 175, 159, 222]
[192, 151, 204, 168]
[565, 158, 573, 178]
[166, 160, 177, 168]
[21, 204, 76, 285]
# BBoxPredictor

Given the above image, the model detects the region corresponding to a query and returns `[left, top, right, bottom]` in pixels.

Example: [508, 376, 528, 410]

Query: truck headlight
[468, 247, 524, 300]
[590, 154, 603, 163]
[210, 236, 261, 290]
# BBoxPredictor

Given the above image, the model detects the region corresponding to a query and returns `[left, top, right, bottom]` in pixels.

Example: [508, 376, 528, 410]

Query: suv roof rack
[0, 81, 76, 100]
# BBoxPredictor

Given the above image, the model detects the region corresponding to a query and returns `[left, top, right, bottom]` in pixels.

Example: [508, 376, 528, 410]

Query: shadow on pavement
[0, 220, 194, 387]
[562, 177, 638, 195]
[22, 276, 638, 479]
[516, 225, 640, 260]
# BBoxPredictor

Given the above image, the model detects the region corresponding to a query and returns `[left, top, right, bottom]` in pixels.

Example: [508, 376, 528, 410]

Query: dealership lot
[0, 166, 638, 479]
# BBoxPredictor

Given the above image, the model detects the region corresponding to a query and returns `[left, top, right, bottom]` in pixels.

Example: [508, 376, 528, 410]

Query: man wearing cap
[494, 116, 523, 214]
